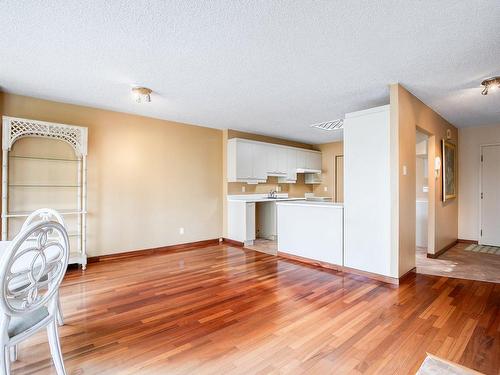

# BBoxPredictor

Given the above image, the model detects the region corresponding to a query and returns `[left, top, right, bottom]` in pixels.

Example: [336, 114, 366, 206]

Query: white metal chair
[0, 221, 69, 375]
[21, 208, 66, 326]
[21, 208, 66, 232]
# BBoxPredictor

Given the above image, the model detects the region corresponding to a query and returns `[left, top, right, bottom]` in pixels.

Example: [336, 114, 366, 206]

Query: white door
[481, 145, 500, 246]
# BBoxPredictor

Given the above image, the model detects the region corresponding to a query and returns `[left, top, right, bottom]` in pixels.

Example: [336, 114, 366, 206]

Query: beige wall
[1, 93, 223, 256]
[392, 84, 458, 276]
[312, 142, 343, 200]
[458, 124, 500, 241]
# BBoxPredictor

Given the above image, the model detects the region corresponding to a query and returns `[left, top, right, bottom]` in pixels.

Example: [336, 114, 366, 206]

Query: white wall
[459, 124, 500, 241]
[344, 105, 399, 278]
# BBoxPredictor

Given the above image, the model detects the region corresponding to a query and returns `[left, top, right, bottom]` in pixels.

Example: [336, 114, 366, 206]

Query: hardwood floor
[417, 243, 500, 283]
[13, 245, 499, 375]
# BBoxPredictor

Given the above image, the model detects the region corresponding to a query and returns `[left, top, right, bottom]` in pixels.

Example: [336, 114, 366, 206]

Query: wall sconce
[434, 156, 441, 179]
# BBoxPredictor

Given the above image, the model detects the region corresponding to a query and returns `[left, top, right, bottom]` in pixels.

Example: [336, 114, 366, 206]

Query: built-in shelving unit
[2, 116, 89, 269]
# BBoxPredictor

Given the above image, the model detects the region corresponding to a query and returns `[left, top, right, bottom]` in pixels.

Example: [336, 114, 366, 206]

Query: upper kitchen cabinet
[296, 149, 321, 172]
[307, 151, 322, 171]
[227, 139, 267, 182]
[266, 145, 288, 176]
[227, 138, 322, 183]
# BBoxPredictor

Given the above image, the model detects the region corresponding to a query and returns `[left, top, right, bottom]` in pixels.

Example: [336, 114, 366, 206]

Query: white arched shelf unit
[2, 116, 88, 269]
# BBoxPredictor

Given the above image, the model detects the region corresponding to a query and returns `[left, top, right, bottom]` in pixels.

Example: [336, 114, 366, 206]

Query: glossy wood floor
[13, 245, 499, 375]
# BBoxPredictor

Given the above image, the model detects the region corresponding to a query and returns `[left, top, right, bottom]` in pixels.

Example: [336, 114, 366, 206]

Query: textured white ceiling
[0, 1, 499, 144]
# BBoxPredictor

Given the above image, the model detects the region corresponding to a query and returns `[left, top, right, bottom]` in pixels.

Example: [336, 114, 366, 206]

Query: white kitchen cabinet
[277, 147, 288, 175]
[234, 140, 253, 180]
[278, 148, 298, 183]
[307, 151, 322, 171]
[227, 138, 321, 183]
[227, 139, 267, 182]
[296, 149, 308, 170]
[227, 200, 256, 246]
[266, 145, 287, 176]
[253, 143, 267, 180]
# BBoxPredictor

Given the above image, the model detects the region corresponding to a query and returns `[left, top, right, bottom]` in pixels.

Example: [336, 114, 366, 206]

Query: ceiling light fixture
[481, 76, 500, 95]
[310, 119, 344, 131]
[131, 86, 152, 103]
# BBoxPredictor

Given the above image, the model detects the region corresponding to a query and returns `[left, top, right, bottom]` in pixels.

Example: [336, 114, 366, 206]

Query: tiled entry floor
[417, 242, 500, 283]
[246, 239, 278, 255]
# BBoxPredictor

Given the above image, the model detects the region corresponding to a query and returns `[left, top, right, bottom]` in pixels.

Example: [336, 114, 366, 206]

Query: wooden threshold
[88, 238, 220, 263]
[458, 239, 479, 245]
[427, 239, 458, 259]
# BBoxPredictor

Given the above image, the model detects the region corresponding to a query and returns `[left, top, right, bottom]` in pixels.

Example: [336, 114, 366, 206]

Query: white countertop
[227, 194, 305, 203]
[276, 200, 343, 208]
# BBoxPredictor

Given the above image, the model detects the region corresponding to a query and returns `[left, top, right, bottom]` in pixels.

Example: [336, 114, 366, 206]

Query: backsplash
[227, 175, 313, 197]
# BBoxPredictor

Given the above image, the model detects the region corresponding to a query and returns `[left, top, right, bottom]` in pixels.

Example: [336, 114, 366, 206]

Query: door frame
[478, 143, 500, 245]
[334, 154, 344, 202]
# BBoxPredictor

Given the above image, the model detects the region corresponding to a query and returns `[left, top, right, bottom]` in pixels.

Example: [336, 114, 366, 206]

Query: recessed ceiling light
[481, 77, 500, 95]
[131, 86, 152, 103]
[310, 119, 344, 131]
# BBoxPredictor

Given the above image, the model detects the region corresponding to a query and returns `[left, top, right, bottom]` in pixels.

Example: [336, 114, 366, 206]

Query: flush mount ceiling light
[310, 118, 344, 131]
[481, 77, 500, 95]
[131, 86, 152, 103]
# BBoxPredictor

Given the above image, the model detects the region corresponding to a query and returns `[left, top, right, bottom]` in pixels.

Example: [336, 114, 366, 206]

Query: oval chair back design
[21, 208, 66, 232]
[0, 221, 69, 316]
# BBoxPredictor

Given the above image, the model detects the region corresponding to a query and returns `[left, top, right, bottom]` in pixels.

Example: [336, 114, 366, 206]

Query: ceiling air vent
[310, 119, 343, 131]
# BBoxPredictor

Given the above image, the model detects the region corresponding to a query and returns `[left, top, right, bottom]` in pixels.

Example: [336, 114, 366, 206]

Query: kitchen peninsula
[276, 200, 343, 267]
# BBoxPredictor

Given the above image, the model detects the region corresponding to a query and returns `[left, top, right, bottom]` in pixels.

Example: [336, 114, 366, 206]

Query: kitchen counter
[227, 194, 305, 203]
[276, 200, 342, 208]
[277, 200, 343, 266]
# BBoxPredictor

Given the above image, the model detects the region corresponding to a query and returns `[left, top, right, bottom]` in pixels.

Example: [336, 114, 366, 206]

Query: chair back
[0, 221, 69, 316]
[21, 208, 66, 232]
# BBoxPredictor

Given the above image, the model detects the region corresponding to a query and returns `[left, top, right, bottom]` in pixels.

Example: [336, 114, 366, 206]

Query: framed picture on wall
[442, 139, 456, 202]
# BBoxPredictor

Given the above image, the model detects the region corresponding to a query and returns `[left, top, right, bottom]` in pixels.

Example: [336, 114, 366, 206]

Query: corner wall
[392, 84, 458, 276]
[1, 93, 223, 256]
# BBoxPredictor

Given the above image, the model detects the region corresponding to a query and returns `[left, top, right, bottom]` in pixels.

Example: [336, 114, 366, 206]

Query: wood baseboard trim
[458, 239, 479, 245]
[221, 238, 244, 247]
[278, 251, 403, 285]
[88, 238, 220, 263]
[278, 251, 342, 272]
[427, 239, 458, 259]
[399, 267, 417, 283]
[341, 266, 400, 285]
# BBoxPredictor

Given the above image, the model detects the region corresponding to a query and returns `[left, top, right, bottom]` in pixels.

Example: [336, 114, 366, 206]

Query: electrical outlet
[324, 186, 328, 192]
[242, 186, 246, 193]
[179, 227, 184, 235]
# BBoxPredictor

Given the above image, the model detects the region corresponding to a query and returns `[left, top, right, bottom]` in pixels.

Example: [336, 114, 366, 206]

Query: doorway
[415, 131, 430, 261]
[480, 144, 500, 246]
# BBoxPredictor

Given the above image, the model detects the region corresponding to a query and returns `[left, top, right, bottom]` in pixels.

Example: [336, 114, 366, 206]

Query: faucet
[268, 189, 277, 199]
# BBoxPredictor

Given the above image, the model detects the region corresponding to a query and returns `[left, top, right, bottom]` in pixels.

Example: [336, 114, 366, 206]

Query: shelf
[8, 184, 81, 188]
[9, 155, 79, 162]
